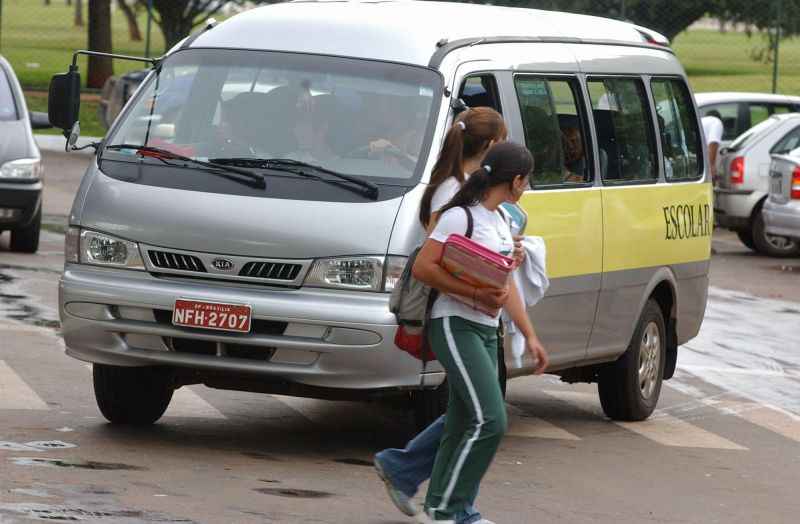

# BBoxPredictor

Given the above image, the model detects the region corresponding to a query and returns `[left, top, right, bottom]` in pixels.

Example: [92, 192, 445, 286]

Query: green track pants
[424, 316, 508, 521]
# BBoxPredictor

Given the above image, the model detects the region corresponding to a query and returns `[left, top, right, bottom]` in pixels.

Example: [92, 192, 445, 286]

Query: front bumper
[0, 181, 42, 229]
[763, 198, 800, 241]
[59, 264, 427, 393]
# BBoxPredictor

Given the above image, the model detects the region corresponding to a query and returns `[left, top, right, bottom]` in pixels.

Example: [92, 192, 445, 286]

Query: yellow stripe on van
[602, 182, 712, 272]
[518, 182, 712, 279]
[519, 189, 602, 279]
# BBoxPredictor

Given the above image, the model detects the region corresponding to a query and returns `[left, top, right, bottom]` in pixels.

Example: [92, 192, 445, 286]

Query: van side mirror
[29, 111, 52, 130]
[48, 66, 81, 137]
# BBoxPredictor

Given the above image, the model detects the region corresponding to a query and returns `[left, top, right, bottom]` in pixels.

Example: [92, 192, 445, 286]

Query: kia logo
[211, 258, 234, 272]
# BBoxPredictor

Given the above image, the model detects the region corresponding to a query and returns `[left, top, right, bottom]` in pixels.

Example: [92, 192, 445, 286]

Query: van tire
[598, 299, 666, 421]
[736, 229, 756, 251]
[93, 364, 174, 425]
[752, 210, 800, 258]
[10, 208, 41, 253]
[413, 381, 448, 432]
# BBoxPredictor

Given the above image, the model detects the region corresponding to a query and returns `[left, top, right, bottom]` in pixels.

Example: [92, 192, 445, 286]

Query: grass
[673, 29, 800, 94]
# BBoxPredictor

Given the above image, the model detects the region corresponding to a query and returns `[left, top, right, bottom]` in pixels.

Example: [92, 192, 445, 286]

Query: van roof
[190, 0, 662, 68]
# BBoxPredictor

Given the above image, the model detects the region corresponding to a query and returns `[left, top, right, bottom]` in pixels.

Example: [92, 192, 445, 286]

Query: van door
[512, 74, 602, 370]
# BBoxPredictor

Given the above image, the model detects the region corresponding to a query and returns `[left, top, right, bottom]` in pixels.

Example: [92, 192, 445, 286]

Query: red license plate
[172, 299, 252, 333]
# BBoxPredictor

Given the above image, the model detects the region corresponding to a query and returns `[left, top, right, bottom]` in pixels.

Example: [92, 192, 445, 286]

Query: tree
[74, 0, 84, 27]
[87, 0, 113, 88]
[137, 0, 282, 51]
[117, 0, 142, 41]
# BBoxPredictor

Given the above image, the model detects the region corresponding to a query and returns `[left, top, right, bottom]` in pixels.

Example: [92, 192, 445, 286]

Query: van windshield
[102, 49, 442, 198]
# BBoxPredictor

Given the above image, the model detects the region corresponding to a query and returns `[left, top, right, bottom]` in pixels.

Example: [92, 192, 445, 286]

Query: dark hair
[706, 110, 722, 120]
[419, 107, 507, 227]
[440, 141, 533, 214]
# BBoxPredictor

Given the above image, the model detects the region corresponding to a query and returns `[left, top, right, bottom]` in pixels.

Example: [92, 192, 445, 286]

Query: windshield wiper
[104, 144, 267, 190]
[209, 157, 379, 200]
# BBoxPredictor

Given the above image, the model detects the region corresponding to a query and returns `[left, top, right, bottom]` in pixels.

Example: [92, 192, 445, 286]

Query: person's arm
[708, 142, 719, 182]
[412, 239, 509, 311]
[503, 281, 549, 374]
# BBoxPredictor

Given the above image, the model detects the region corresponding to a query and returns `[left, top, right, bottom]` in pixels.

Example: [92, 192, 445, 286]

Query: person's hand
[512, 235, 525, 268]
[527, 336, 549, 374]
[475, 285, 509, 310]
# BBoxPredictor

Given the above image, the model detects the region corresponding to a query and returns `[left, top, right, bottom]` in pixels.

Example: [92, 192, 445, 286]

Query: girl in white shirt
[420, 107, 508, 232]
[413, 142, 549, 524]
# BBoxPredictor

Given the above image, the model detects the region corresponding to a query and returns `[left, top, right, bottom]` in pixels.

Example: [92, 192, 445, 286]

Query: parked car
[695, 92, 800, 148]
[715, 113, 800, 256]
[0, 55, 51, 253]
[50, 2, 710, 427]
[764, 151, 800, 242]
[98, 69, 148, 130]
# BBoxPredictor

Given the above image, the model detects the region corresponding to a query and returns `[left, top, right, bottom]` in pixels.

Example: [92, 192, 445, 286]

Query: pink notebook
[440, 234, 514, 315]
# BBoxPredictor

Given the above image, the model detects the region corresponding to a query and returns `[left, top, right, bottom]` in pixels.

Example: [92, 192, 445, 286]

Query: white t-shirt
[429, 204, 514, 327]
[701, 116, 723, 146]
[430, 176, 463, 214]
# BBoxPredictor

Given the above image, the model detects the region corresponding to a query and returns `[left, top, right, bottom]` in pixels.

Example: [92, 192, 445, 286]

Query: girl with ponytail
[412, 142, 548, 524]
[420, 107, 507, 231]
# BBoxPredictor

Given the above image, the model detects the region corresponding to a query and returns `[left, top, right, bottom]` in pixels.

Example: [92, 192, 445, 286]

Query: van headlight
[1, 158, 42, 181]
[304, 255, 408, 292]
[65, 227, 145, 270]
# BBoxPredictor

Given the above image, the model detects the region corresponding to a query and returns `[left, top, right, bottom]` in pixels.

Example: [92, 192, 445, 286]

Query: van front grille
[149, 250, 207, 273]
[239, 262, 302, 281]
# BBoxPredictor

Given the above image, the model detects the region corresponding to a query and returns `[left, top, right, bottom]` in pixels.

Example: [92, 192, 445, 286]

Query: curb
[35, 134, 103, 155]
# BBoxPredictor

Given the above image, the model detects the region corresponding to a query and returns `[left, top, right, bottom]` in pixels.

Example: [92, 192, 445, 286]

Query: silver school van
[52, 1, 710, 427]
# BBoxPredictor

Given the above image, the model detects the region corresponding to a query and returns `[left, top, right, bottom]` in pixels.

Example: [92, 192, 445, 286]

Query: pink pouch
[440, 234, 514, 313]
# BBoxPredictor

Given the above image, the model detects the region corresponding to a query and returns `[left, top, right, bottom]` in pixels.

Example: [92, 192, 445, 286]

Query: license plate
[172, 299, 252, 333]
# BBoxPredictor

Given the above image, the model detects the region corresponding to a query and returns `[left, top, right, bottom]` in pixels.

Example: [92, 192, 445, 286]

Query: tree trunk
[87, 0, 114, 89]
[74, 0, 84, 27]
[117, 0, 142, 41]
[155, 0, 196, 51]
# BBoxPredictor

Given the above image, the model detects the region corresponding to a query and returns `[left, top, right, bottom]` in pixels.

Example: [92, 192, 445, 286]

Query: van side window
[701, 103, 739, 141]
[514, 76, 591, 187]
[651, 78, 702, 181]
[459, 75, 502, 113]
[588, 78, 657, 183]
[771, 126, 800, 155]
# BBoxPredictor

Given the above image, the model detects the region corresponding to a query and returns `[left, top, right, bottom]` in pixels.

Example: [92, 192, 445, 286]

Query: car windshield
[103, 49, 442, 187]
[728, 116, 779, 151]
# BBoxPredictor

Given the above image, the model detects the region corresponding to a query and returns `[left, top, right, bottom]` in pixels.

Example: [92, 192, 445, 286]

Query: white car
[715, 113, 800, 256]
[695, 92, 800, 148]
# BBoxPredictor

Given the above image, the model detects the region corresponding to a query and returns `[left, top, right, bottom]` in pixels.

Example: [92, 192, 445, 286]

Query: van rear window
[651, 78, 703, 181]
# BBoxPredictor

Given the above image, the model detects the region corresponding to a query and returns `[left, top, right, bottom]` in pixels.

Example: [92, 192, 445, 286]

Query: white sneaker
[472, 520, 497, 524]
[415, 511, 455, 524]
[373, 456, 419, 517]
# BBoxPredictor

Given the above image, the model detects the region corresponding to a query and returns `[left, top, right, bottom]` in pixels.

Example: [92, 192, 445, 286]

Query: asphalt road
[0, 152, 798, 524]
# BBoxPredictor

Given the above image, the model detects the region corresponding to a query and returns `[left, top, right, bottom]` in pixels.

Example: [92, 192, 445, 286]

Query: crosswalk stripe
[543, 389, 747, 450]
[81, 364, 225, 419]
[709, 400, 800, 444]
[506, 404, 581, 441]
[0, 360, 49, 410]
[271, 395, 401, 431]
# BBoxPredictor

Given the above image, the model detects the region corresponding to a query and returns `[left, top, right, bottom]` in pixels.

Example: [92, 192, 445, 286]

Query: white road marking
[506, 404, 581, 441]
[81, 364, 224, 419]
[0, 360, 49, 410]
[543, 390, 747, 450]
[708, 400, 800, 444]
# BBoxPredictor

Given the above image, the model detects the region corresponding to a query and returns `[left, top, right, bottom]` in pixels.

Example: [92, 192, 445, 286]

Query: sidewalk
[35, 134, 102, 155]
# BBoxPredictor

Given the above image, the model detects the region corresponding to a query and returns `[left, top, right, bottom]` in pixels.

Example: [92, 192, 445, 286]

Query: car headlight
[305, 255, 408, 292]
[67, 228, 145, 270]
[0, 158, 42, 181]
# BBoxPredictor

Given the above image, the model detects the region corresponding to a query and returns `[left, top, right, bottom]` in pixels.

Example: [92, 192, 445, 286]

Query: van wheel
[752, 210, 800, 257]
[93, 364, 174, 425]
[736, 229, 756, 251]
[10, 208, 41, 253]
[598, 299, 666, 421]
[413, 381, 448, 432]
